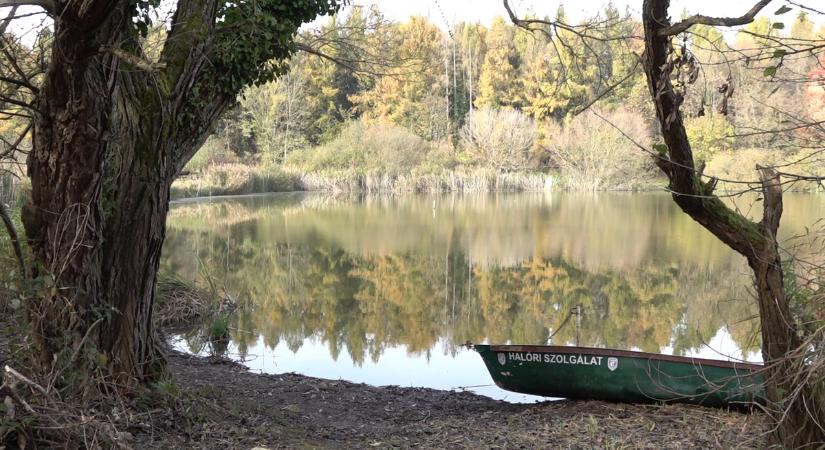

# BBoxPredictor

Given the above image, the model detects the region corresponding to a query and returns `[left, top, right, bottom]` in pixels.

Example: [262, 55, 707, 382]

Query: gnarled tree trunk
[641, 0, 822, 445]
[15, 0, 336, 389]
[22, 6, 173, 383]
[19, 0, 231, 386]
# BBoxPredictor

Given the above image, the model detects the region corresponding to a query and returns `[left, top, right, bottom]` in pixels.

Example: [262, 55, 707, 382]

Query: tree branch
[0, 0, 53, 12]
[503, 0, 636, 43]
[642, 0, 770, 258]
[100, 46, 165, 72]
[0, 5, 17, 35]
[759, 166, 783, 237]
[0, 200, 25, 277]
[159, 0, 218, 92]
[0, 93, 35, 111]
[572, 57, 641, 116]
[0, 73, 38, 93]
[660, 0, 773, 36]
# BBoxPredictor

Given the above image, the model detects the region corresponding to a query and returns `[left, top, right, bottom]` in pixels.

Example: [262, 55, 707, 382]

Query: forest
[1, 4, 823, 197]
[167, 4, 825, 195]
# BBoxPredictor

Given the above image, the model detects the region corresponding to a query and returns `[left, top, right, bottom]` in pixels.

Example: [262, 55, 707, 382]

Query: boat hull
[474, 344, 765, 407]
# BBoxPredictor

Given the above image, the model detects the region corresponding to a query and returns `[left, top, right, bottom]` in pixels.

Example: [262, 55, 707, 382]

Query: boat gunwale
[482, 344, 764, 371]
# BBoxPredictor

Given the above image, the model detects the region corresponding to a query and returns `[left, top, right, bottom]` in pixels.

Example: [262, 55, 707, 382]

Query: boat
[472, 344, 765, 407]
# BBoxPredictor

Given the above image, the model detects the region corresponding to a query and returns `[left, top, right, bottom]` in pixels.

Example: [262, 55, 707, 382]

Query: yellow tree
[351, 16, 447, 140]
[475, 16, 519, 108]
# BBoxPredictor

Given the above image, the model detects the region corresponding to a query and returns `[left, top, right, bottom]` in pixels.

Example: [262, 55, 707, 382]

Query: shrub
[685, 115, 735, 163]
[286, 119, 430, 174]
[185, 136, 238, 173]
[459, 107, 537, 171]
[545, 108, 655, 191]
[705, 148, 785, 186]
[171, 163, 300, 199]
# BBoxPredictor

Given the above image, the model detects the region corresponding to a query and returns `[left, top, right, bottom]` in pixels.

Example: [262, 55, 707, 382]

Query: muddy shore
[138, 352, 764, 449]
[0, 313, 764, 449]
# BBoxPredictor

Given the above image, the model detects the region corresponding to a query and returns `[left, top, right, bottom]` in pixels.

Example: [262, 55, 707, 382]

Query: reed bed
[171, 164, 555, 199]
[298, 169, 554, 194]
[171, 163, 301, 200]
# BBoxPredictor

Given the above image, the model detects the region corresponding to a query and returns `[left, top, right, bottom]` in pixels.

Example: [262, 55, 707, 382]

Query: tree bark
[18, 1, 229, 385]
[13, 0, 335, 390]
[641, 0, 822, 445]
[20, 6, 172, 383]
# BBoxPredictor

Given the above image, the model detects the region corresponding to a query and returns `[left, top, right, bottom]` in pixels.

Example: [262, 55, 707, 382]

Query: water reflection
[162, 192, 823, 400]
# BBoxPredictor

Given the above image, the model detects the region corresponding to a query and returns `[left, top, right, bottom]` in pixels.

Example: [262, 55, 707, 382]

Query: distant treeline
[180, 5, 824, 191]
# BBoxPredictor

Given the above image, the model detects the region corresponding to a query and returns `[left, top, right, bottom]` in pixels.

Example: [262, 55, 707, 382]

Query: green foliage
[475, 17, 520, 108]
[210, 0, 339, 95]
[208, 315, 230, 342]
[0, 206, 24, 311]
[287, 119, 431, 174]
[350, 16, 449, 140]
[519, 42, 587, 120]
[184, 136, 237, 173]
[240, 71, 310, 164]
[175, 0, 342, 144]
[684, 115, 735, 163]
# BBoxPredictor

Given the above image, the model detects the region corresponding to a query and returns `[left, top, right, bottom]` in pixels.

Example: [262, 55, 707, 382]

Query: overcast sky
[3, 1, 823, 42]
[342, 0, 823, 29]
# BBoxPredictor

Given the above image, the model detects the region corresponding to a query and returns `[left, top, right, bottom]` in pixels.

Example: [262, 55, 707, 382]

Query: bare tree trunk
[641, 0, 822, 445]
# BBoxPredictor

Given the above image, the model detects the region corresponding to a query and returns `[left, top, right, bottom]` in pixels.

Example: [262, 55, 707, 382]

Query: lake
[162, 192, 825, 402]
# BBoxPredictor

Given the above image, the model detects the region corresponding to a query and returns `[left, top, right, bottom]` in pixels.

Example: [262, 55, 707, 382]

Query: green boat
[473, 344, 765, 407]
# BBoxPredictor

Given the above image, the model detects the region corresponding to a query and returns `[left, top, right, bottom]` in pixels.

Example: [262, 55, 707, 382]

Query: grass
[207, 315, 230, 342]
[297, 167, 555, 194]
[172, 163, 556, 199]
[171, 163, 301, 199]
[0, 205, 24, 316]
[154, 272, 221, 328]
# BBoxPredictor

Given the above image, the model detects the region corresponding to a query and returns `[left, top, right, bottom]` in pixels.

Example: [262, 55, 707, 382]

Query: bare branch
[0, 93, 34, 111]
[661, 0, 773, 36]
[504, 0, 637, 43]
[0, 0, 53, 13]
[100, 46, 166, 72]
[0, 5, 17, 35]
[0, 200, 25, 277]
[572, 57, 642, 115]
[0, 73, 38, 93]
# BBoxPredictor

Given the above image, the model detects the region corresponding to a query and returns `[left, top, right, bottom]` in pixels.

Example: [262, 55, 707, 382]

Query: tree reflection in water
[162, 193, 822, 365]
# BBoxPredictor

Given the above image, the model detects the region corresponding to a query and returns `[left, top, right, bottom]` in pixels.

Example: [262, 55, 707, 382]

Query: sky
[3, 0, 823, 43]
[340, 0, 823, 29]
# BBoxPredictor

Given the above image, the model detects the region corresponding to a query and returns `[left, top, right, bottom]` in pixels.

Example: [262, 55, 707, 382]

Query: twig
[0, 381, 36, 414]
[48, 317, 104, 396]
[0, 199, 25, 276]
[4, 365, 49, 398]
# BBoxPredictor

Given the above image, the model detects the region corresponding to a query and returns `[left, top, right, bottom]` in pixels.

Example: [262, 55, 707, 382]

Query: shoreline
[156, 350, 765, 449]
[0, 309, 766, 449]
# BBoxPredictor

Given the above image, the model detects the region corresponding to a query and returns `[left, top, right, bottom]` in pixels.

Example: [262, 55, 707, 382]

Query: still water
[162, 192, 824, 402]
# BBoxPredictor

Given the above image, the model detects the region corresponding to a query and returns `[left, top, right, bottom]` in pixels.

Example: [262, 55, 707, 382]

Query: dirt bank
[0, 309, 765, 449]
[136, 352, 764, 449]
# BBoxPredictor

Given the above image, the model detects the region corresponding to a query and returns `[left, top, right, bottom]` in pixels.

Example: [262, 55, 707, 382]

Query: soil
[130, 352, 765, 449]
